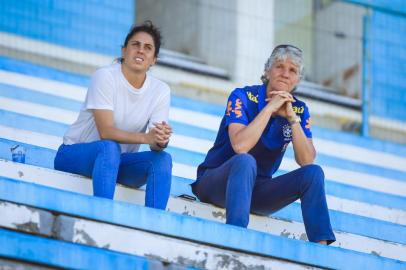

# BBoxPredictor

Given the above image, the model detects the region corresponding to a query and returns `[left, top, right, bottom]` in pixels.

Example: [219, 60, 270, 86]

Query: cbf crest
[282, 124, 292, 141]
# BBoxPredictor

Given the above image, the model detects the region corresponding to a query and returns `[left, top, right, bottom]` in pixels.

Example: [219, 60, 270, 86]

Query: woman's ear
[121, 47, 126, 61]
[151, 56, 157, 66]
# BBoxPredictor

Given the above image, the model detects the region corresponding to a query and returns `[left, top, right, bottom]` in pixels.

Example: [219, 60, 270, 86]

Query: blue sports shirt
[197, 84, 312, 178]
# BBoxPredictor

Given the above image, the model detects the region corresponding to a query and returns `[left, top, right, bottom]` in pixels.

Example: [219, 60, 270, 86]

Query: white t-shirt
[63, 63, 170, 153]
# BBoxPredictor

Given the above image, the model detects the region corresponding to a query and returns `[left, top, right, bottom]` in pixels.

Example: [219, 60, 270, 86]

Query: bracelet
[288, 116, 301, 125]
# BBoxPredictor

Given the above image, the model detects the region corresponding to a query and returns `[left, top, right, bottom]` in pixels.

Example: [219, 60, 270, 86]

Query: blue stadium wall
[369, 9, 406, 121]
[0, 0, 405, 122]
[0, 0, 135, 56]
[347, 0, 406, 122]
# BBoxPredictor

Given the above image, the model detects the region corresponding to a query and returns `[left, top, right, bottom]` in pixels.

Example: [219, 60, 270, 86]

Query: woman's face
[121, 31, 157, 73]
[266, 58, 300, 93]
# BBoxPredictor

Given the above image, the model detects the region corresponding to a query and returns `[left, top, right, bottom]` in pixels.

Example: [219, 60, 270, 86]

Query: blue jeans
[54, 140, 172, 210]
[192, 153, 336, 244]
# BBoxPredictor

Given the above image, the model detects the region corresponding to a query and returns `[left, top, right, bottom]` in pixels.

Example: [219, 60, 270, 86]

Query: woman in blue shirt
[192, 45, 335, 245]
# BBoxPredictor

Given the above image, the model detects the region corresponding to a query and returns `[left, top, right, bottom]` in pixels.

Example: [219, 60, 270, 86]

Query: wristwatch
[288, 116, 301, 125]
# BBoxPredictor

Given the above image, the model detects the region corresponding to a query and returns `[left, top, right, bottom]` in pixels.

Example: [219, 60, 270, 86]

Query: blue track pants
[192, 153, 335, 243]
[54, 140, 172, 210]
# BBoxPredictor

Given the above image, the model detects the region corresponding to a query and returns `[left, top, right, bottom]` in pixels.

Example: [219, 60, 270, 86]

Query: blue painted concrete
[1, 55, 406, 157]
[0, 138, 56, 169]
[0, 83, 82, 111]
[1, 177, 405, 270]
[353, 4, 406, 122]
[0, 109, 67, 137]
[0, 229, 151, 270]
[1, 84, 405, 182]
[0, 92, 406, 186]
[274, 203, 406, 245]
[0, 0, 134, 56]
[344, 0, 406, 15]
[1, 135, 405, 213]
[1, 139, 406, 245]
[0, 56, 89, 86]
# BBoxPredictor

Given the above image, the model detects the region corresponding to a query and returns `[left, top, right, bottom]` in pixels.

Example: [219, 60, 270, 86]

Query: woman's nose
[282, 68, 289, 77]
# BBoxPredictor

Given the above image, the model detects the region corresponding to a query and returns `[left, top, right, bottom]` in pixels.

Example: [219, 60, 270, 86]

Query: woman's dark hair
[119, 20, 162, 62]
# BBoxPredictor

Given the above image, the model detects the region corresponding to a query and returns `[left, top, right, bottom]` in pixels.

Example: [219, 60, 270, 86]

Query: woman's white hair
[261, 45, 304, 84]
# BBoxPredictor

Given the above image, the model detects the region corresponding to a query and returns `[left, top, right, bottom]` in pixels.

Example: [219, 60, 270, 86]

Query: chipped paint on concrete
[75, 229, 98, 246]
[143, 254, 189, 269]
[212, 210, 226, 220]
[0, 201, 54, 236]
[13, 221, 40, 233]
[173, 255, 207, 269]
[0, 257, 54, 270]
[18, 170, 24, 178]
[53, 215, 318, 270]
[280, 229, 291, 238]
[52, 215, 74, 241]
[214, 254, 264, 270]
[300, 233, 308, 241]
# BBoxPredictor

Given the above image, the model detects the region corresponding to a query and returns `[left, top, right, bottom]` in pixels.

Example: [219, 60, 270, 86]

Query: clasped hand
[265, 91, 296, 120]
[147, 121, 172, 147]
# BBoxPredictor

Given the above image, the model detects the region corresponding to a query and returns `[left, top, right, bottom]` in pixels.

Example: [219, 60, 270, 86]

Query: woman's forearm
[290, 123, 316, 165]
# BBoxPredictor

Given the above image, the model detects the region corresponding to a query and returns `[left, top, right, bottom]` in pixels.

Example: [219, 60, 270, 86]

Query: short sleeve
[224, 91, 249, 127]
[300, 103, 312, 138]
[84, 69, 114, 111]
[148, 90, 170, 129]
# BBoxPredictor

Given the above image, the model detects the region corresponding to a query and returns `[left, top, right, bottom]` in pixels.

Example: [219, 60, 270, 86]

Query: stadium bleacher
[0, 56, 405, 269]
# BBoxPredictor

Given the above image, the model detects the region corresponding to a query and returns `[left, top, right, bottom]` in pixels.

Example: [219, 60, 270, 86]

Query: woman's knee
[98, 140, 121, 161]
[150, 151, 172, 169]
[230, 153, 257, 181]
[301, 164, 325, 187]
[232, 153, 257, 170]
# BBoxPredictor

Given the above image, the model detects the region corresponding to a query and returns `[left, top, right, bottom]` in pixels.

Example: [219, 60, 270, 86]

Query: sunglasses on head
[272, 44, 302, 54]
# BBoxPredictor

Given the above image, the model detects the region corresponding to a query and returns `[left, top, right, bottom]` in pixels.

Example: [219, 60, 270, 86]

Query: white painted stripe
[0, 32, 114, 68]
[2, 76, 406, 174]
[172, 162, 196, 180]
[326, 196, 406, 225]
[313, 138, 406, 173]
[170, 133, 213, 153]
[1, 123, 406, 198]
[0, 70, 87, 101]
[0, 96, 77, 124]
[0, 159, 405, 261]
[0, 125, 62, 150]
[0, 127, 405, 225]
[170, 107, 221, 131]
[280, 158, 406, 197]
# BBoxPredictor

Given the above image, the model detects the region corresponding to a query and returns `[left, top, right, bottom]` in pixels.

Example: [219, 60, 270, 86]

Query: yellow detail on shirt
[247, 92, 258, 103]
[226, 101, 232, 116]
[293, 106, 304, 114]
[235, 98, 243, 118]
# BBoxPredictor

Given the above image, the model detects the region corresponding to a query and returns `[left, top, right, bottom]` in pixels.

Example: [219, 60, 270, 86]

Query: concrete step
[0, 159, 405, 262]
[0, 176, 404, 270]
[1, 132, 405, 223]
[0, 200, 317, 270]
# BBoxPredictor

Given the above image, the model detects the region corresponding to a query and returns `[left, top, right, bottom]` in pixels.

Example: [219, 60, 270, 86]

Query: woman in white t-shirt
[54, 21, 173, 210]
